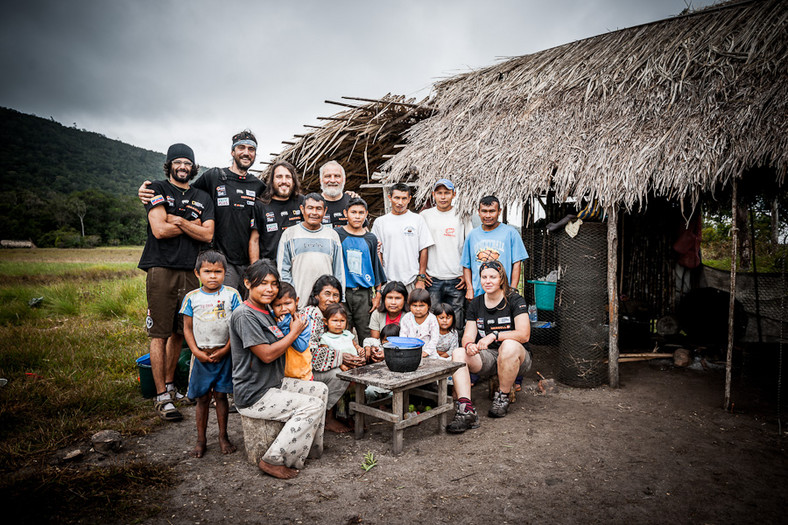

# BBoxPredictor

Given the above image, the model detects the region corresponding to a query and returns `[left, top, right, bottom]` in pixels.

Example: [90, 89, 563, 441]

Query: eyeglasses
[172, 160, 193, 168]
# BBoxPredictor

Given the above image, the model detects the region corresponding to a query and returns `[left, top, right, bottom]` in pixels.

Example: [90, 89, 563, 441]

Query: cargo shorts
[145, 267, 199, 339]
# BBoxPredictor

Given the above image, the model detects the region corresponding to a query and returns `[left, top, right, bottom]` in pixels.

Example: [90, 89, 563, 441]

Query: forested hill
[0, 107, 165, 196]
[0, 107, 166, 246]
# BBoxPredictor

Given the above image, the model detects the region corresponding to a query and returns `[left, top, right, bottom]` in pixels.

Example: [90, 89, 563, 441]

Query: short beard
[171, 169, 190, 183]
[321, 183, 343, 199]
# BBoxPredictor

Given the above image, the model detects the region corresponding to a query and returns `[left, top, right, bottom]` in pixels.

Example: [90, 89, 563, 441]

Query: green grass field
[0, 247, 158, 469]
[0, 247, 178, 523]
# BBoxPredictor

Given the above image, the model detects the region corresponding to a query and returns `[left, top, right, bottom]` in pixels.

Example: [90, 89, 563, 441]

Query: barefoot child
[369, 281, 408, 339]
[319, 303, 366, 371]
[230, 260, 328, 479]
[272, 282, 313, 381]
[399, 288, 441, 358]
[180, 250, 241, 458]
[432, 303, 458, 360]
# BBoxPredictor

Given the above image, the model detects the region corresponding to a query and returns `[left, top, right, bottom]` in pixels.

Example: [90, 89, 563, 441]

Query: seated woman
[230, 260, 328, 479]
[447, 260, 531, 434]
[305, 275, 382, 433]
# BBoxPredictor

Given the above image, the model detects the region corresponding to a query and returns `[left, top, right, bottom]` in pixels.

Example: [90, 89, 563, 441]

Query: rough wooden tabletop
[337, 360, 464, 390]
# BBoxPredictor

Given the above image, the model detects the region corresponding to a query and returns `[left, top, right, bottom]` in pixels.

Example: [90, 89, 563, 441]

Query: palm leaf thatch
[272, 94, 433, 215]
[383, 0, 788, 214]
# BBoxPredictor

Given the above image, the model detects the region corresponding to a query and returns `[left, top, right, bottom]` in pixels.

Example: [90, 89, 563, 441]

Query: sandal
[154, 399, 183, 421]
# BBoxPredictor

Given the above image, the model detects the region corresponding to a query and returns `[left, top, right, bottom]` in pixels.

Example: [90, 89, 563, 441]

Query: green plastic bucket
[528, 280, 557, 311]
[136, 354, 156, 398]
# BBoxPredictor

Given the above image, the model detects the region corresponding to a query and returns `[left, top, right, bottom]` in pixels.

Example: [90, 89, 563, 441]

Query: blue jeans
[427, 277, 466, 329]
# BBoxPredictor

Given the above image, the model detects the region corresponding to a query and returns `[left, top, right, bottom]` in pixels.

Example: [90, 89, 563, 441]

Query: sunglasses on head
[480, 261, 502, 271]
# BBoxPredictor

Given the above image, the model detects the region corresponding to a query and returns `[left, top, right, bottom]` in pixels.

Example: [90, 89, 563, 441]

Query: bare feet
[325, 411, 351, 433]
[189, 440, 207, 458]
[258, 459, 298, 479]
[219, 435, 237, 455]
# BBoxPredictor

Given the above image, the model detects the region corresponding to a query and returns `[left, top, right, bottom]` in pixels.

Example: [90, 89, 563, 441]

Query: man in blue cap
[420, 178, 471, 329]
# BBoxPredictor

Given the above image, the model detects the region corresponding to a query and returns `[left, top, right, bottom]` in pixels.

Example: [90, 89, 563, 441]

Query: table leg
[392, 390, 404, 454]
[354, 382, 365, 440]
[437, 377, 449, 434]
[403, 390, 409, 415]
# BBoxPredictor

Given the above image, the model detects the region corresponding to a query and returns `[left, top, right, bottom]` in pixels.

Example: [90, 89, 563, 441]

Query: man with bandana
[139, 130, 265, 292]
[138, 143, 215, 421]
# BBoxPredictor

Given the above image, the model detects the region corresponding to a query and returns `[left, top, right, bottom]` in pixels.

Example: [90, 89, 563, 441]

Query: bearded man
[138, 143, 214, 421]
[249, 160, 304, 263]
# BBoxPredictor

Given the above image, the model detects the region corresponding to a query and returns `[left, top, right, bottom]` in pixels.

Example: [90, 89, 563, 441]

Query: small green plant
[361, 451, 378, 472]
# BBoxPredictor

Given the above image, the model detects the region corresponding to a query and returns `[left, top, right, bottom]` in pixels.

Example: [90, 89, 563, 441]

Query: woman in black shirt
[447, 260, 531, 433]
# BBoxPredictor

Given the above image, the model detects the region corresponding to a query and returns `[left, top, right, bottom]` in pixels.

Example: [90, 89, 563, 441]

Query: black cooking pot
[382, 337, 423, 372]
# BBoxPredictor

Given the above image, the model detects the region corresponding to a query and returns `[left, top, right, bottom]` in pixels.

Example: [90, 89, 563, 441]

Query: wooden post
[607, 205, 620, 388]
[725, 179, 739, 410]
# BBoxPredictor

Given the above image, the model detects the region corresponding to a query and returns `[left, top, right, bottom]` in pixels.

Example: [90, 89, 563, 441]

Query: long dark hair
[377, 281, 409, 313]
[259, 160, 302, 204]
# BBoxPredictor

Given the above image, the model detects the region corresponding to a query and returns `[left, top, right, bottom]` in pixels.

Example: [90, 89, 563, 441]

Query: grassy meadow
[0, 247, 158, 469]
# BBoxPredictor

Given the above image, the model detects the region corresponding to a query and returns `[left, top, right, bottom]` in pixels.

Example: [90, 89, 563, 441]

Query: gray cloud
[0, 0, 715, 169]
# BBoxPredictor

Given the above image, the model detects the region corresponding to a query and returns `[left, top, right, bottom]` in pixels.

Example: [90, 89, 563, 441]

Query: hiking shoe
[446, 402, 480, 434]
[488, 390, 511, 418]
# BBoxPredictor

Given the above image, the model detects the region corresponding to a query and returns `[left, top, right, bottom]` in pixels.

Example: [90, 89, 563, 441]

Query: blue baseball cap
[433, 178, 455, 191]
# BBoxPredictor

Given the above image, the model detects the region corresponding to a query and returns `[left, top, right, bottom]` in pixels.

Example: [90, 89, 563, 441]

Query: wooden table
[337, 360, 464, 454]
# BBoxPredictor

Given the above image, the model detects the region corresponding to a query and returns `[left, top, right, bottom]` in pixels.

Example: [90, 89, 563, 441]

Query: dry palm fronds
[271, 93, 434, 217]
[381, 0, 787, 215]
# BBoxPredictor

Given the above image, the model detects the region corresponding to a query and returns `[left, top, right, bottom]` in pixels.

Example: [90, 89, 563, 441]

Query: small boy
[335, 197, 387, 343]
[272, 282, 313, 381]
[180, 250, 241, 458]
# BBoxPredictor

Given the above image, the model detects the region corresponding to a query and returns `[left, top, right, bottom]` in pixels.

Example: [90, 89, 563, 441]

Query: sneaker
[488, 390, 511, 418]
[446, 402, 480, 434]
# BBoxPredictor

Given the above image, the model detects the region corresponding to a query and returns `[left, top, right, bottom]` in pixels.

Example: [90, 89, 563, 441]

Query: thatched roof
[271, 94, 433, 216]
[383, 0, 788, 214]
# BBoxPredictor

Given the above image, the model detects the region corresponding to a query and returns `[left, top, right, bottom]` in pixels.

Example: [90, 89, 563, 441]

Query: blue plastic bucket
[136, 353, 156, 398]
[528, 280, 557, 311]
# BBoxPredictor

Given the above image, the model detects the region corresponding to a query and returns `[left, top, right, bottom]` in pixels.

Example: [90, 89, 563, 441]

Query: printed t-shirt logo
[444, 227, 456, 237]
[265, 212, 275, 222]
[498, 316, 511, 324]
[476, 247, 500, 262]
[217, 197, 230, 207]
[150, 195, 164, 206]
[266, 223, 278, 232]
[217, 185, 226, 197]
[246, 190, 256, 198]
[166, 196, 176, 207]
[403, 226, 415, 236]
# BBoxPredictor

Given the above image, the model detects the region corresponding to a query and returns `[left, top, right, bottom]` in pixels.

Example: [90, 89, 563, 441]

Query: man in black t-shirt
[139, 130, 265, 292]
[249, 160, 304, 263]
[139, 143, 215, 422]
[319, 160, 352, 228]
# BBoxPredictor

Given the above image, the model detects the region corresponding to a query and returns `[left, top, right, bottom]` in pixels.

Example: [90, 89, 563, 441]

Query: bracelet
[464, 341, 474, 350]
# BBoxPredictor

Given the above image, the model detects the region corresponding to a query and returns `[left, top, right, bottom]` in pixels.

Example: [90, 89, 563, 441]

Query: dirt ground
[94, 357, 785, 525]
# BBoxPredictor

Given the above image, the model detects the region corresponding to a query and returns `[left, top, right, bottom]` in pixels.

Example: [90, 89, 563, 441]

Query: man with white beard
[319, 160, 353, 229]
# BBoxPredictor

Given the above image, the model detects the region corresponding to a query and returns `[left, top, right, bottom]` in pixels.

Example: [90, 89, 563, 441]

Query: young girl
[432, 303, 458, 360]
[369, 281, 408, 339]
[230, 260, 328, 479]
[319, 303, 366, 371]
[399, 289, 441, 358]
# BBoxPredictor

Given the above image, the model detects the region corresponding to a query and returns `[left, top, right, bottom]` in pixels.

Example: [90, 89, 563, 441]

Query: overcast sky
[0, 0, 717, 170]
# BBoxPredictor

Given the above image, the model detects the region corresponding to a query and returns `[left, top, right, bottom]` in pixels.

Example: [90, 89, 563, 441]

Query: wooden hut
[377, 0, 787, 398]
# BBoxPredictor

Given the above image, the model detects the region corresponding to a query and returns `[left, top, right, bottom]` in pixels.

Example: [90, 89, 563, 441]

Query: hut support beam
[725, 179, 739, 410]
[607, 205, 620, 388]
